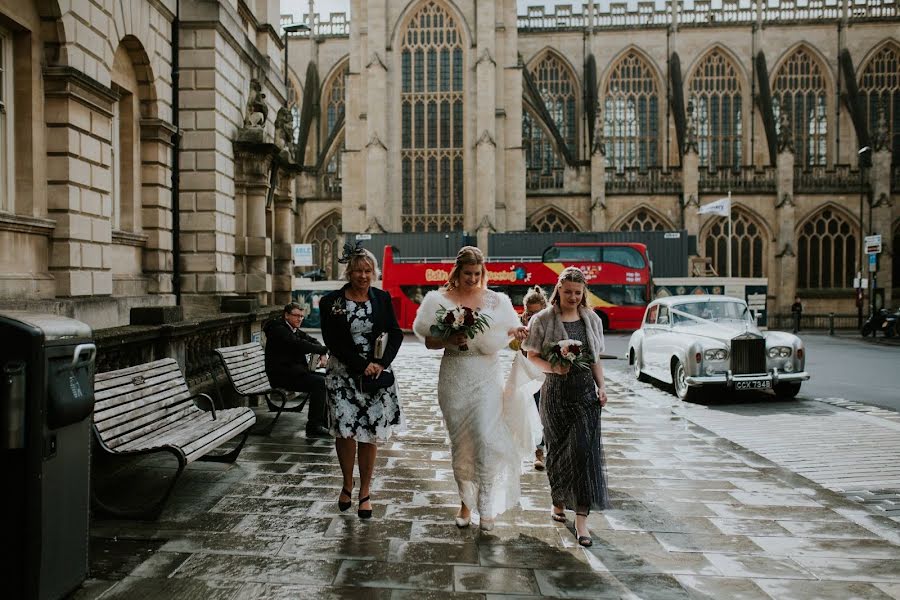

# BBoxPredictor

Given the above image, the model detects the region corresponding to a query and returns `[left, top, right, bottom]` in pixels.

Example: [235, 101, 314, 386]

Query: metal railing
[526, 167, 565, 191]
[768, 312, 860, 331]
[794, 165, 866, 193]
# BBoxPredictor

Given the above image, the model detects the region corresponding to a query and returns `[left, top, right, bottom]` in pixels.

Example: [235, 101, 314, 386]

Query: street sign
[864, 234, 882, 254]
[868, 252, 878, 272]
[291, 243, 313, 267]
[355, 233, 372, 240]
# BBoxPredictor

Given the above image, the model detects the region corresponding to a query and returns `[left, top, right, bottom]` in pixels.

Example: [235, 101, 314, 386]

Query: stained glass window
[797, 208, 857, 288]
[401, 2, 464, 232]
[305, 212, 342, 280]
[703, 209, 765, 277]
[773, 48, 828, 168]
[523, 109, 564, 190]
[322, 61, 349, 140]
[618, 208, 670, 232]
[603, 51, 660, 171]
[858, 42, 900, 163]
[529, 209, 579, 232]
[689, 49, 742, 169]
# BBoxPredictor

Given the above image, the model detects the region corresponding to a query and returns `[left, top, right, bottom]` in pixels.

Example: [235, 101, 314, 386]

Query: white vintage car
[627, 295, 810, 401]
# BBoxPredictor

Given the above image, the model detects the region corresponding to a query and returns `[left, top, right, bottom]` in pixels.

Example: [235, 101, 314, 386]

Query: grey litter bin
[1, 312, 95, 600]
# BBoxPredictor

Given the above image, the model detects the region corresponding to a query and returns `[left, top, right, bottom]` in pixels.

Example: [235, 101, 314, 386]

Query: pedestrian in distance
[319, 243, 404, 519]
[791, 296, 803, 333]
[524, 266, 611, 547]
[263, 303, 330, 438]
[413, 246, 537, 531]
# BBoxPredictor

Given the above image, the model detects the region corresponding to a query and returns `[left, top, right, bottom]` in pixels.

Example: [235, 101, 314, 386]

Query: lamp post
[283, 23, 309, 93]
[857, 145, 870, 329]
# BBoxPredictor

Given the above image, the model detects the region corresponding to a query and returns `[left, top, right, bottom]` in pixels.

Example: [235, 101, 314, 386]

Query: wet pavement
[76, 342, 900, 599]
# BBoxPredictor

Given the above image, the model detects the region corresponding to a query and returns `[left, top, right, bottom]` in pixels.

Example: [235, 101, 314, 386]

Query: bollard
[828, 312, 835, 336]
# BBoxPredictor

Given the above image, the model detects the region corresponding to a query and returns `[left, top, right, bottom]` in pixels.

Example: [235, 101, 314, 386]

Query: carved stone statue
[243, 79, 268, 129]
[274, 104, 295, 161]
[777, 109, 794, 153]
[872, 99, 889, 152]
[591, 107, 606, 156]
[684, 99, 698, 154]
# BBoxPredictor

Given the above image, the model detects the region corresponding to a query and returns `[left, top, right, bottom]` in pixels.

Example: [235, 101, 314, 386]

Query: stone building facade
[0, 0, 898, 329]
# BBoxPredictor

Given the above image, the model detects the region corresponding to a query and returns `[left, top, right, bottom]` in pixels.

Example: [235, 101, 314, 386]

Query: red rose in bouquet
[430, 304, 491, 351]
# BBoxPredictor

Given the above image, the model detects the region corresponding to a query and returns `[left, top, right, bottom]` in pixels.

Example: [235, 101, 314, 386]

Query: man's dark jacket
[263, 318, 328, 385]
[319, 284, 403, 375]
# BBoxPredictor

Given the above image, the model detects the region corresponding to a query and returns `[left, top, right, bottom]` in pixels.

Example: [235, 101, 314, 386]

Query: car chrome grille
[730, 336, 766, 374]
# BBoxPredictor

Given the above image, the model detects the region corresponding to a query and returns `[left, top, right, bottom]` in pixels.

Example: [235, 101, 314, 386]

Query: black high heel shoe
[575, 512, 592, 547]
[338, 482, 353, 512]
[358, 495, 372, 519]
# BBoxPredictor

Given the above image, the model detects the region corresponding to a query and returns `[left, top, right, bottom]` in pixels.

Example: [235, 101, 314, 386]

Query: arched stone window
[523, 108, 564, 190]
[618, 208, 670, 232]
[528, 209, 579, 232]
[528, 52, 578, 153]
[689, 48, 742, 169]
[323, 133, 344, 196]
[321, 60, 348, 141]
[773, 47, 828, 168]
[797, 207, 857, 289]
[858, 42, 900, 162]
[603, 50, 660, 171]
[305, 212, 342, 280]
[703, 208, 765, 277]
[400, 1, 464, 232]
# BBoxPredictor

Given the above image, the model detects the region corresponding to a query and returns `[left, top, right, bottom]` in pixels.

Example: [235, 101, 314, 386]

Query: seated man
[263, 302, 330, 438]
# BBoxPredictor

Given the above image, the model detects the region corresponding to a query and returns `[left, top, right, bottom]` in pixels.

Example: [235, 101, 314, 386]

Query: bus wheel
[596, 311, 610, 331]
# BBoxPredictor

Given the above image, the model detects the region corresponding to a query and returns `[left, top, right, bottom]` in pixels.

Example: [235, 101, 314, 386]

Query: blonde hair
[549, 267, 589, 307]
[523, 285, 548, 309]
[443, 246, 487, 290]
[343, 249, 380, 281]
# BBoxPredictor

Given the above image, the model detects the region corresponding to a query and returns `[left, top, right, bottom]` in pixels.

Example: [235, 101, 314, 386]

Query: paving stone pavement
[76, 341, 900, 600]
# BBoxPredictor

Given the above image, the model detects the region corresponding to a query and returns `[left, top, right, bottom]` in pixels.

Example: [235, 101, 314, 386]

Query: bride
[413, 246, 538, 530]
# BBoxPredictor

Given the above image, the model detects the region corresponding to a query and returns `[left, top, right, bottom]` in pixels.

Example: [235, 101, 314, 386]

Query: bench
[212, 341, 321, 435]
[92, 358, 256, 519]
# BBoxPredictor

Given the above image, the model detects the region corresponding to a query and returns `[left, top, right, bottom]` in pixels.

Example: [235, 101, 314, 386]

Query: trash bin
[1, 312, 95, 600]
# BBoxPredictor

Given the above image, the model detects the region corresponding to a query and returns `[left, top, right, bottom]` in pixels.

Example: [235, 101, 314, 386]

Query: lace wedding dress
[413, 289, 541, 518]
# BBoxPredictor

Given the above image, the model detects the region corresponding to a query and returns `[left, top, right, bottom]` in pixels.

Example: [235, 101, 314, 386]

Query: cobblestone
[78, 341, 900, 599]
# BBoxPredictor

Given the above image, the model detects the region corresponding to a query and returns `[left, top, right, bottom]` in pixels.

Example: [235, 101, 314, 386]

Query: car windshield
[671, 300, 753, 325]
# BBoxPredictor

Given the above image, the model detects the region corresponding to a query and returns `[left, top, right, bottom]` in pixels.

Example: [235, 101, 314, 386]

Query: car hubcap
[675, 363, 687, 398]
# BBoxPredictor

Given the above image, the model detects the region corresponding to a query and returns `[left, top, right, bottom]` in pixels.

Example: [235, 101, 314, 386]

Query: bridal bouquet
[543, 339, 593, 371]
[430, 305, 491, 351]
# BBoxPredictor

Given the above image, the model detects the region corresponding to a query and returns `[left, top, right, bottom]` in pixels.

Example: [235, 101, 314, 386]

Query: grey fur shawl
[521, 304, 605, 363]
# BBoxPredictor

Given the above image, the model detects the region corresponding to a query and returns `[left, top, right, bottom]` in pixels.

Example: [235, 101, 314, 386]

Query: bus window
[589, 284, 648, 306]
[601, 246, 645, 269]
[542, 246, 603, 262]
[400, 285, 438, 304]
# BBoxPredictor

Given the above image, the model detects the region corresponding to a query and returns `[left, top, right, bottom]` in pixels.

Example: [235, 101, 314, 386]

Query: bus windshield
[542, 245, 646, 269]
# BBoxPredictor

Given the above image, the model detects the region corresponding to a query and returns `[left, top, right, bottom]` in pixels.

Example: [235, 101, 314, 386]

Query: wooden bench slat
[94, 362, 182, 392]
[94, 375, 188, 413]
[95, 358, 179, 382]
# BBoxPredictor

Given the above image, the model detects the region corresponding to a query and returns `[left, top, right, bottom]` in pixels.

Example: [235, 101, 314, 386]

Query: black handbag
[356, 369, 395, 393]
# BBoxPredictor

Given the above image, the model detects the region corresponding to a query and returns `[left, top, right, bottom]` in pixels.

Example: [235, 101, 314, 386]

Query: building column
[234, 145, 276, 305]
[501, 0, 524, 231]
[871, 147, 893, 307]
[273, 168, 296, 305]
[44, 67, 116, 298]
[682, 149, 700, 241]
[590, 113, 607, 230]
[775, 149, 796, 314]
[364, 0, 389, 232]
[474, 0, 497, 249]
[139, 118, 176, 296]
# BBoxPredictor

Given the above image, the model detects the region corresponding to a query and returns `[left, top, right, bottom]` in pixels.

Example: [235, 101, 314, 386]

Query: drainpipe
[171, 0, 181, 305]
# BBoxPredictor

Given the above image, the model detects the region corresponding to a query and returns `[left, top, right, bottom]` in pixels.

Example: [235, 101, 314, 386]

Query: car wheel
[774, 382, 801, 399]
[861, 324, 872, 337]
[672, 359, 700, 402]
[630, 349, 648, 382]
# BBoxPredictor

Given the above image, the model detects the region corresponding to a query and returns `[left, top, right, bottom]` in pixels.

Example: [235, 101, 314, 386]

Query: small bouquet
[430, 305, 491, 351]
[543, 339, 593, 371]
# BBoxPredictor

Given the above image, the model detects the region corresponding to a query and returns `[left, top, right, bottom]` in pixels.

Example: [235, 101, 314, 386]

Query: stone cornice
[43, 66, 119, 116]
[140, 118, 178, 145]
[112, 230, 149, 247]
[0, 213, 56, 236]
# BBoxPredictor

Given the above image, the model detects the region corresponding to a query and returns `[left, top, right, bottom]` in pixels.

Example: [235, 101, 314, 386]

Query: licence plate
[734, 379, 772, 390]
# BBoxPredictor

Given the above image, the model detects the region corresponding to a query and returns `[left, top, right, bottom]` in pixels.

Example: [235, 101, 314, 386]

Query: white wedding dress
[413, 289, 542, 518]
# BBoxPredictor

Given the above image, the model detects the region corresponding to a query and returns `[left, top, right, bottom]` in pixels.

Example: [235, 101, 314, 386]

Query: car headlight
[704, 349, 728, 361]
[767, 346, 792, 358]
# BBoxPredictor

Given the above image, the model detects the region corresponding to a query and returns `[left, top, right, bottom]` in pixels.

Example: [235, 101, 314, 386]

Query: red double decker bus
[381, 242, 652, 331]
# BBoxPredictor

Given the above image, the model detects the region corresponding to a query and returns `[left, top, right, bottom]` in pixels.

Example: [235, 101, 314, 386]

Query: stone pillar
[273, 168, 296, 305]
[474, 0, 497, 249]
[775, 149, 796, 313]
[590, 112, 607, 231]
[364, 0, 389, 232]
[139, 118, 176, 295]
[234, 145, 276, 305]
[44, 67, 115, 298]
[501, 1, 525, 231]
[871, 148, 893, 307]
[682, 149, 700, 239]
[344, 0, 366, 233]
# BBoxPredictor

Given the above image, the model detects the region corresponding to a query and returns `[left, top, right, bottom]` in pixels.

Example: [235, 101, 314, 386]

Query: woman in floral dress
[320, 244, 403, 519]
